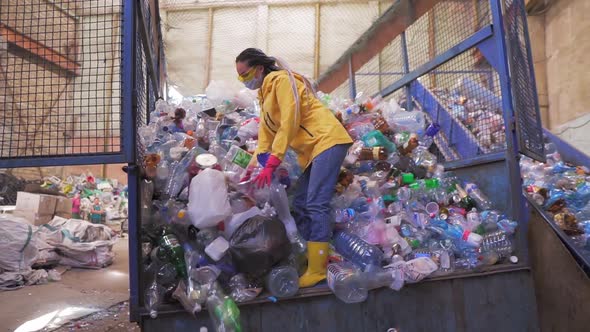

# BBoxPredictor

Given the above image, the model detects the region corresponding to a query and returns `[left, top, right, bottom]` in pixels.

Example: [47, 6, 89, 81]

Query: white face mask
[244, 75, 263, 90]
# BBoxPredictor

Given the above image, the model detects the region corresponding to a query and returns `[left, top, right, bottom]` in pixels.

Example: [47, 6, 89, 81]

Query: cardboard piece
[15, 192, 58, 216]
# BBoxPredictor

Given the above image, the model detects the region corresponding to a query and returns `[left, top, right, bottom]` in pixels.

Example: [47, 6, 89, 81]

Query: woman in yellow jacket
[236, 48, 353, 288]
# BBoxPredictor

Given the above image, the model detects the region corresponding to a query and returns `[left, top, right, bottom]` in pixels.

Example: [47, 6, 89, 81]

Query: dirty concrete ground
[51, 301, 138, 332]
[0, 237, 138, 332]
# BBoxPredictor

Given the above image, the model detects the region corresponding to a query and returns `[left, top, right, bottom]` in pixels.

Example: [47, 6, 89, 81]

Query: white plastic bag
[36, 217, 117, 269]
[188, 168, 232, 228]
[0, 215, 39, 272]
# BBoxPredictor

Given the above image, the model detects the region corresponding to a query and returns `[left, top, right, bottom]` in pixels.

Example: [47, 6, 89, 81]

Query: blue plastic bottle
[333, 231, 383, 271]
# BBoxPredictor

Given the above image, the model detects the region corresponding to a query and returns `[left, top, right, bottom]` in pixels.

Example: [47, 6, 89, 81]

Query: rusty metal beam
[0, 23, 80, 75]
[317, 0, 441, 93]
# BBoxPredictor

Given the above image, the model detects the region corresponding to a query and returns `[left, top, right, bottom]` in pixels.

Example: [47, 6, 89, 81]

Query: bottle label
[345, 209, 355, 221]
[232, 149, 252, 168]
[414, 252, 431, 259]
[162, 234, 180, 249]
[326, 264, 349, 290]
[372, 147, 381, 160]
[462, 230, 471, 241]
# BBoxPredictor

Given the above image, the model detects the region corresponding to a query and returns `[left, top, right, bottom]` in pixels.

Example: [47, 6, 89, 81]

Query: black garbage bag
[229, 215, 291, 277]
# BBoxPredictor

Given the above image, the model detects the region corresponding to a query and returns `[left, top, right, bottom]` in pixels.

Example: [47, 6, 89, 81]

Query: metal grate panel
[504, 0, 545, 162]
[135, 32, 148, 166]
[404, 47, 504, 163]
[503, 0, 545, 161]
[0, 0, 125, 163]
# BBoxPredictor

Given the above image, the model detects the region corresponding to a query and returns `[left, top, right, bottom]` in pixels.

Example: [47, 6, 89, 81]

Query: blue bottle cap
[425, 123, 441, 137]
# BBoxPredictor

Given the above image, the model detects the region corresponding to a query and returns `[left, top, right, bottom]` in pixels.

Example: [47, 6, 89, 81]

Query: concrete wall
[528, 0, 590, 154]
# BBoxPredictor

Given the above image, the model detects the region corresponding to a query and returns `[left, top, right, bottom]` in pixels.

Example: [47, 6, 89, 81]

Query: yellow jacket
[256, 70, 353, 169]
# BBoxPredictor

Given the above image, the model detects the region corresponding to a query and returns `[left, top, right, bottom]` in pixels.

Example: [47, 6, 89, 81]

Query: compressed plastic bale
[229, 215, 291, 277]
[0, 215, 39, 272]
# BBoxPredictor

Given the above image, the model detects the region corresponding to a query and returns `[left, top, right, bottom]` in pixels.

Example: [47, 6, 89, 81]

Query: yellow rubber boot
[299, 241, 329, 288]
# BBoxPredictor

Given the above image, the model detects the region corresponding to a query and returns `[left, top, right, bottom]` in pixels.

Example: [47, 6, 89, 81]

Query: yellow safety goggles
[237, 67, 257, 83]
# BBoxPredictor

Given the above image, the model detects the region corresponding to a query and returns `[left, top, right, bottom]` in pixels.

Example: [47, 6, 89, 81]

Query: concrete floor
[0, 237, 136, 332]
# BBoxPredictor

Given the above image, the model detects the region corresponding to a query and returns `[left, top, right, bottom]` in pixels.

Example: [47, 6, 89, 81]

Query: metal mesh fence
[331, 0, 509, 163]
[417, 49, 504, 162]
[0, 0, 123, 158]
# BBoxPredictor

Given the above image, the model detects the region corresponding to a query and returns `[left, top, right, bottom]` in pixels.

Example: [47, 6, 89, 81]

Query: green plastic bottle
[159, 228, 187, 279]
[208, 282, 242, 332]
[455, 184, 477, 211]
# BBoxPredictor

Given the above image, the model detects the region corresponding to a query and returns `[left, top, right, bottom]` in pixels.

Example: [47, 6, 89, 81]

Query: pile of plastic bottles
[138, 82, 520, 330]
[430, 77, 506, 152]
[40, 173, 128, 222]
[521, 143, 590, 255]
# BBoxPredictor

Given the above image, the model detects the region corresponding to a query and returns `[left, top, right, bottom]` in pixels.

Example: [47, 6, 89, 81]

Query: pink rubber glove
[253, 155, 282, 188]
[240, 166, 255, 183]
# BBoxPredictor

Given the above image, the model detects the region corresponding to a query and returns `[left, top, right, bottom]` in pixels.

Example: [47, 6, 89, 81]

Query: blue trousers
[292, 144, 351, 242]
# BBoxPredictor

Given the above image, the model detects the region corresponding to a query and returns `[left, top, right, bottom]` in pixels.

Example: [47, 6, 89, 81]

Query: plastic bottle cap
[464, 232, 483, 247]
[195, 153, 218, 168]
[401, 173, 415, 184]
[382, 194, 397, 202]
[509, 256, 519, 264]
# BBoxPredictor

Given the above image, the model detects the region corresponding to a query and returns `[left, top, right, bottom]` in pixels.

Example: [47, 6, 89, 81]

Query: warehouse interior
[0, 0, 588, 331]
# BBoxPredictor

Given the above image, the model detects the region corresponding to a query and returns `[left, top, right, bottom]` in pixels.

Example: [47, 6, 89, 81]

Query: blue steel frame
[126, 0, 165, 323]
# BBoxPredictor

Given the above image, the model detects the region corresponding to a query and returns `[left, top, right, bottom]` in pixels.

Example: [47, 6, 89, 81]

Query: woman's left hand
[253, 155, 282, 188]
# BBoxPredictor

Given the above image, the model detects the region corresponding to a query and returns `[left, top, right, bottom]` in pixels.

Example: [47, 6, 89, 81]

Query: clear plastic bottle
[327, 262, 395, 303]
[465, 208, 482, 231]
[269, 182, 306, 246]
[333, 231, 384, 271]
[429, 223, 483, 247]
[173, 280, 202, 316]
[145, 279, 165, 319]
[229, 273, 260, 303]
[326, 262, 368, 303]
[344, 141, 365, 165]
[464, 182, 493, 210]
[265, 265, 299, 298]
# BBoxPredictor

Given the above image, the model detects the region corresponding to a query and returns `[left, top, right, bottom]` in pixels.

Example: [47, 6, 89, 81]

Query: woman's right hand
[240, 166, 255, 182]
